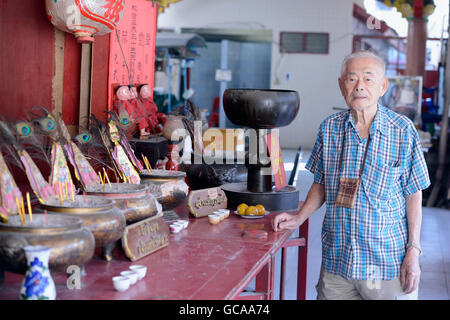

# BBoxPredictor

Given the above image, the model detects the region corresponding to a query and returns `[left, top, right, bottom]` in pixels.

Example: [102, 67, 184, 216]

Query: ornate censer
[40, 195, 125, 261]
[220, 89, 300, 212]
[86, 183, 161, 224]
[0, 214, 94, 280]
[140, 169, 189, 220]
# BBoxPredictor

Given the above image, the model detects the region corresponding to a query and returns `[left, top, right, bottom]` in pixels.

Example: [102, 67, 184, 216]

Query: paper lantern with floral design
[45, 0, 125, 43]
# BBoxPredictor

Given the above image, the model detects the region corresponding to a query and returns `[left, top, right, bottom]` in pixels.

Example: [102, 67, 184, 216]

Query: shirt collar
[345, 104, 387, 136]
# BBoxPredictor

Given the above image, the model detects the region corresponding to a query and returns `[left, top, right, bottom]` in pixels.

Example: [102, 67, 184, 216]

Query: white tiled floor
[278, 148, 450, 300]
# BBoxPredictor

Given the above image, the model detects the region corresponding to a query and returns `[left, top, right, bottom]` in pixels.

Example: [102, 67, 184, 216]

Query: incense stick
[26, 192, 32, 222]
[20, 197, 26, 224]
[44, 209, 48, 226]
[58, 181, 64, 206]
[70, 184, 75, 202]
[103, 168, 111, 187]
[64, 180, 69, 201]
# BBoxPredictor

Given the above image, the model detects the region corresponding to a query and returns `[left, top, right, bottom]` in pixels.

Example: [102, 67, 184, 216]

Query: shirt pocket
[364, 161, 403, 200]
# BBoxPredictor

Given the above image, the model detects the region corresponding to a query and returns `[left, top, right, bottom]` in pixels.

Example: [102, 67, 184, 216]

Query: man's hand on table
[271, 213, 302, 232]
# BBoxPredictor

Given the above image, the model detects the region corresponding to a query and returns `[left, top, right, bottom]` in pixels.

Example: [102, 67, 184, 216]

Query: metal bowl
[0, 214, 94, 274]
[40, 195, 126, 261]
[222, 89, 300, 128]
[140, 169, 189, 211]
[85, 183, 161, 224]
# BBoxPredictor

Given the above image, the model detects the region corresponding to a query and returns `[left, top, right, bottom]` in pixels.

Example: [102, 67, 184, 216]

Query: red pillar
[405, 0, 427, 78]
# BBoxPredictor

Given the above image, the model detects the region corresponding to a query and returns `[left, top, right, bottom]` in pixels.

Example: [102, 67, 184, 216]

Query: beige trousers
[316, 267, 418, 300]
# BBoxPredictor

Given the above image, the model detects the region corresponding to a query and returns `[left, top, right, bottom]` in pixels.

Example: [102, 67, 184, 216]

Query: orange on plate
[255, 204, 265, 216]
[245, 206, 258, 216]
[237, 203, 248, 215]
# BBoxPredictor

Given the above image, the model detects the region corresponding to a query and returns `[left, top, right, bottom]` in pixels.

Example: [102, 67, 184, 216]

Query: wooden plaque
[122, 213, 169, 261]
[188, 187, 227, 218]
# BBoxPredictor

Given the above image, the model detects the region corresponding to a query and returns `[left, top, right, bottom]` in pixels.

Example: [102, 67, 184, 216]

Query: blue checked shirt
[305, 105, 430, 280]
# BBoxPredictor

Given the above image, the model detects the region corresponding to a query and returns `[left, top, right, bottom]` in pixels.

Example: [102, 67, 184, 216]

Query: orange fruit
[237, 203, 248, 215]
[245, 206, 258, 216]
[255, 204, 265, 216]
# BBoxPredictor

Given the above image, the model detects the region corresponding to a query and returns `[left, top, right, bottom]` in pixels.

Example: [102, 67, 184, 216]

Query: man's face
[338, 57, 388, 112]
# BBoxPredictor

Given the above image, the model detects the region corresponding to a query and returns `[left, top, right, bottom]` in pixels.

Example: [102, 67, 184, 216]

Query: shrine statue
[113, 85, 138, 135]
[136, 84, 164, 137]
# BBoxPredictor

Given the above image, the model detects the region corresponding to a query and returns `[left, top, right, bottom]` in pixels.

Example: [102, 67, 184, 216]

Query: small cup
[208, 214, 221, 225]
[214, 211, 228, 220]
[175, 220, 189, 229]
[120, 270, 138, 285]
[112, 276, 130, 292]
[130, 265, 147, 280]
[170, 224, 183, 233]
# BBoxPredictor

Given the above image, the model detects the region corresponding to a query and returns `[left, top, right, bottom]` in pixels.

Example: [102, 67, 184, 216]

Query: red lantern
[45, 0, 125, 43]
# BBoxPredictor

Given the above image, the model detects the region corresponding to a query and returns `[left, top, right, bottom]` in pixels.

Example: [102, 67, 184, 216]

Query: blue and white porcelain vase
[20, 246, 56, 300]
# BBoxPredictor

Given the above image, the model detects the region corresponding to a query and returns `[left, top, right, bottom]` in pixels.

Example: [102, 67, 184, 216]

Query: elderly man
[272, 50, 430, 300]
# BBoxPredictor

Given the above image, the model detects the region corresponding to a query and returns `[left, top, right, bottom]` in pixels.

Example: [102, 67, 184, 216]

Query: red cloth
[113, 98, 139, 124]
[132, 97, 161, 133]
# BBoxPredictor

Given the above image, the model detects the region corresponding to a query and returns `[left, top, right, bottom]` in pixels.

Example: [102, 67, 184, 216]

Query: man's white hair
[340, 50, 386, 77]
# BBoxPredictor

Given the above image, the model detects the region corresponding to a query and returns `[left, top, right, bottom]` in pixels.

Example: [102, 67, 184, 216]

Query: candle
[58, 181, 64, 206]
[26, 192, 32, 222]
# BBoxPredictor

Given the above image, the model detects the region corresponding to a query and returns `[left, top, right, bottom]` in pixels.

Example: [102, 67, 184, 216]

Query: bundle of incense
[142, 154, 153, 174]
[26, 192, 32, 222]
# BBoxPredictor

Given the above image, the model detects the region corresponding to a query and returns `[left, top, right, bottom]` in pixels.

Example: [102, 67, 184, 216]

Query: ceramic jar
[20, 245, 56, 300]
[162, 115, 185, 141]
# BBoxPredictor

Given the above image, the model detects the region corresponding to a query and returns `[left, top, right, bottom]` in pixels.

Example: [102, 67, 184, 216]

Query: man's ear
[338, 77, 345, 97]
[380, 77, 389, 97]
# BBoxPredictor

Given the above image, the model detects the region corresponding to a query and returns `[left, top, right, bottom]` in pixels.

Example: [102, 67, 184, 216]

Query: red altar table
[0, 204, 308, 300]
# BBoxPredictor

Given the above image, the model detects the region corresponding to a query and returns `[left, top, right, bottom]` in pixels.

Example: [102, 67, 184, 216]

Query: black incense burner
[221, 89, 300, 212]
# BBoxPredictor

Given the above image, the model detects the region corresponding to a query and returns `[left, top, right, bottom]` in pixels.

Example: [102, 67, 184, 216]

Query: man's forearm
[405, 190, 422, 246]
[297, 182, 325, 225]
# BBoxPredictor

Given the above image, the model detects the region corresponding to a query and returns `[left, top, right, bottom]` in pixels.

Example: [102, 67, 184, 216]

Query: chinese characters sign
[108, 0, 158, 109]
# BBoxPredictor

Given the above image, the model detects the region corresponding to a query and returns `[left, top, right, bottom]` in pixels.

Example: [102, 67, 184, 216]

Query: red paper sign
[108, 0, 158, 110]
[266, 131, 287, 191]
